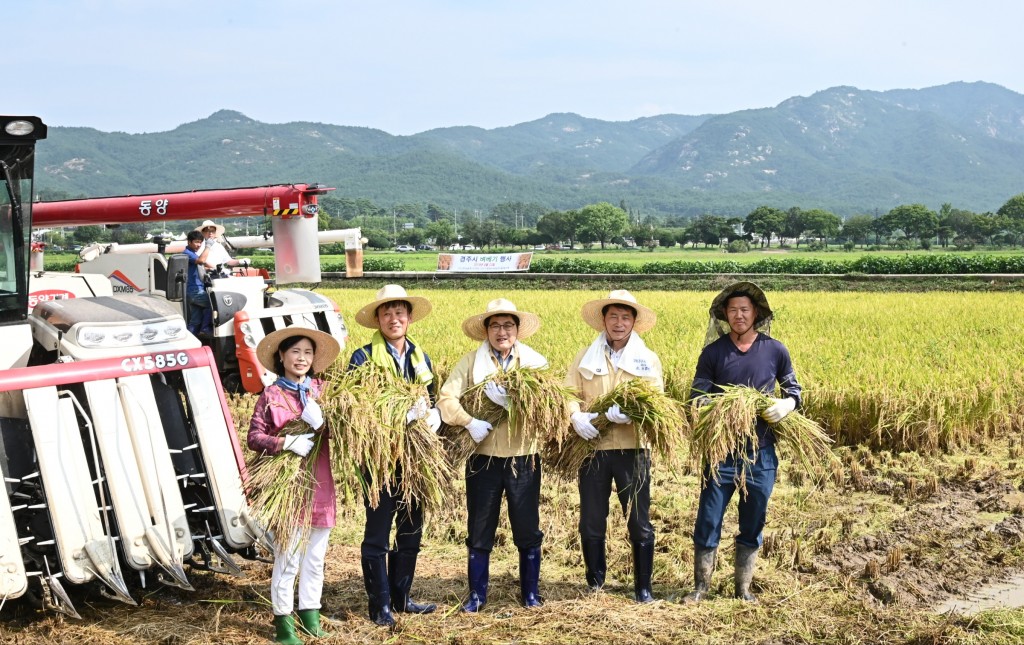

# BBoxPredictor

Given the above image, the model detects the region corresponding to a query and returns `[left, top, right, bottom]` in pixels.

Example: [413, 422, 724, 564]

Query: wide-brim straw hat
[709, 281, 773, 324]
[580, 289, 657, 334]
[462, 298, 541, 341]
[354, 284, 432, 329]
[194, 219, 226, 237]
[256, 326, 341, 374]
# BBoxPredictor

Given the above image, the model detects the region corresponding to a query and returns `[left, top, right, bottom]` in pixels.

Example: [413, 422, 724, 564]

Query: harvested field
[3, 289, 1023, 643]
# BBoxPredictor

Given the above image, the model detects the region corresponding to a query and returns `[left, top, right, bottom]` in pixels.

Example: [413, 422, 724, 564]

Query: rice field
[322, 288, 1024, 454]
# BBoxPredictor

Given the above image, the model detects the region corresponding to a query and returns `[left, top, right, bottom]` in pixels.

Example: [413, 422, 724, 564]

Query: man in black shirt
[686, 282, 802, 603]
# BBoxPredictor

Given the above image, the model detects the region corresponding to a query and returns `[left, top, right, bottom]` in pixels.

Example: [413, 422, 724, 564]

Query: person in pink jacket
[248, 326, 341, 645]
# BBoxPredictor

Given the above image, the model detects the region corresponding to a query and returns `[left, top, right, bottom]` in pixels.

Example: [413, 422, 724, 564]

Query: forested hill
[35, 82, 1024, 217]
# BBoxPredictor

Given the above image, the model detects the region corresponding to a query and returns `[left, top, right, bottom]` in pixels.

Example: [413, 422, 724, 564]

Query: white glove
[761, 397, 796, 423]
[466, 418, 492, 444]
[484, 381, 510, 409]
[301, 400, 324, 429]
[406, 396, 429, 423]
[238, 258, 250, 267]
[571, 411, 600, 441]
[425, 408, 441, 433]
[282, 433, 314, 457]
[204, 237, 216, 248]
[604, 404, 632, 425]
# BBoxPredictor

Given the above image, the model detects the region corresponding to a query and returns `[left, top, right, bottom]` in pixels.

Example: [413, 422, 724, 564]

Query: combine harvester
[0, 116, 340, 618]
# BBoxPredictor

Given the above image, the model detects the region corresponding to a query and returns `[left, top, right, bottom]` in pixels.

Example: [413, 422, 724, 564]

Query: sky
[12, 0, 1023, 136]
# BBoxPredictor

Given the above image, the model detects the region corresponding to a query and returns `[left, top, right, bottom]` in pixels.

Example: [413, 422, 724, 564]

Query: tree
[687, 214, 728, 248]
[577, 202, 628, 249]
[73, 225, 105, 244]
[536, 210, 579, 247]
[782, 207, 806, 246]
[426, 219, 456, 249]
[997, 193, 1024, 221]
[885, 204, 938, 245]
[802, 209, 842, 243]
[841, 214, 875, 247]
[744, 206, 785, 248]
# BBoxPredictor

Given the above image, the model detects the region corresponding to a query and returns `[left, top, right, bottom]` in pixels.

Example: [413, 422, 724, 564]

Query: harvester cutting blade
[144, 527, 193, 591]
[207, 533, 243, 577]
[84, 541, 136, 606]
[42, 556, 81, 620]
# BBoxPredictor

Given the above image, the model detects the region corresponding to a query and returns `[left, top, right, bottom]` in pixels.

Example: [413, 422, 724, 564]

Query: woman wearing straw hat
[685, 282, 802, 604]
[247, 326, 341, 644]
[437, 298, 549, 612]
[565, 290, 663, 602]
[195, 219, 249, 274]
[347, 285, 441, 626]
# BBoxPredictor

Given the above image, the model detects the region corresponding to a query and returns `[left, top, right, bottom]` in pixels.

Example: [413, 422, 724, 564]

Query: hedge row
[528, 255, 1024, 275]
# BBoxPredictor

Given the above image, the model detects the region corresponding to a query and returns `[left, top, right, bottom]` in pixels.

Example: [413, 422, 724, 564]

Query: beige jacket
[437, 345, 541, 458]
[565, 342, 664, 451]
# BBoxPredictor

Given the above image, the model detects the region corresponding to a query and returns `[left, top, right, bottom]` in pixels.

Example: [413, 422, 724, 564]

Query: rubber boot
[388, 550, 436, 614]
[272, 615, 304, 645]
[632, 540, 655, 603]
[296, 609, 325, 638]
[361, 555, 396, 627]
[518, 547, 543, 608]
[734, 544, 759, 602]
[581, 539, 606, 592]
[462, 548, 490, 612]
[682, 546, 717, 603]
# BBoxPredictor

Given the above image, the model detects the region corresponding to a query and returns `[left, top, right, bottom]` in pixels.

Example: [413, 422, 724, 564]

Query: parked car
[395, 245, 415, 252]
[416, 244, 434, 251]
[462, 244, 477, 251]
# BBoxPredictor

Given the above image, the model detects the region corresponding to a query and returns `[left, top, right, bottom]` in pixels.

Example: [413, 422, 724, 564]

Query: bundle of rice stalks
[245, 419, 321, 542]
[320, 363, 454, 513]
[690, 385, 840, 493]
[454, 367, 578, 466]
[545, 378, 687, 479]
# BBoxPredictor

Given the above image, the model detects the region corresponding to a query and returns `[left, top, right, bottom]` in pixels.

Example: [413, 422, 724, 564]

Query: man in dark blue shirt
[686, 282, 802, 603]
[183, 230, 213, 335]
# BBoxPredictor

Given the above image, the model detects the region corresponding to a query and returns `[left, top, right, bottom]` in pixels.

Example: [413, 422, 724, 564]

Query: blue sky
[13, 0, 1022, 135]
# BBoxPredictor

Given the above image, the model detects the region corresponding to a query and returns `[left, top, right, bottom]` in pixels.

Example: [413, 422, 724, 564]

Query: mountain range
[35, 81, 1024, 218]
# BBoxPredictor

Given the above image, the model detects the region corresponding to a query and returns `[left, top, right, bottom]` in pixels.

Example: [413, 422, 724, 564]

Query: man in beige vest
[565, 290, 663, 602]
[437, 298, 548, 612]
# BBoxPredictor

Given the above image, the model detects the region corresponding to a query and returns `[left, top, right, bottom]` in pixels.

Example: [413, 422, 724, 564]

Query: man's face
[725, 295, 758, 336]
[603, 305, 636, 345]
[187, 237, 203, 252]
[376, 302, 410, 342]
[486, 314, 518, 354]
[202, 226, 218, 239]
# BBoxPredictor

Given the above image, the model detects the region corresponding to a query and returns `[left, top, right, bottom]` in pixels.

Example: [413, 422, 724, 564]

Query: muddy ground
[2, 444, 1024, 644]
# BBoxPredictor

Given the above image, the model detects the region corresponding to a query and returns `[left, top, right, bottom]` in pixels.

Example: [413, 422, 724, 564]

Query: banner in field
[436, 252, 533, 272]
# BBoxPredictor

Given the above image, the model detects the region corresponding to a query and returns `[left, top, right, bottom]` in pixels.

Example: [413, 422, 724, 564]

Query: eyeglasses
[487, 323, 517, 333]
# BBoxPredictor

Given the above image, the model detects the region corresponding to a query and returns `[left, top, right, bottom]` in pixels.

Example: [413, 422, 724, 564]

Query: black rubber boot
[272, 614, 304, 645]
[361, 555, 396, 627]
[388, 550, 436, 614]
[632, 540, 655, 603]
[581, 539, 606, 592]
[682, 546, 717, 604]
[518, 547, 543, 608]
[462, 548, 490, 613]
[296, 609, 325, 638]
[734, 544, 759, 602]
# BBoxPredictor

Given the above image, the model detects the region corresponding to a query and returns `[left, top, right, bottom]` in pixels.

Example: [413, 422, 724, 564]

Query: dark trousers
[361, 471, 423, 558]
[187, 289, 212, 334]
[465, 454, 543, 552]
[578, 449, 654, 544]
[693, 445, 778, 549]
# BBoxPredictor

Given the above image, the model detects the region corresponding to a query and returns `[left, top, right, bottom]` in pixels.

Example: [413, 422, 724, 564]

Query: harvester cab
[1, 117, 269, 619]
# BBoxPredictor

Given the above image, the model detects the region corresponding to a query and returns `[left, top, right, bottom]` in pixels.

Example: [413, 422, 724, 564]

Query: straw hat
[462, 298, 541, 341]
[580, 289, 657, 334]
[256, 326, 341, 374]
[354, 284, 432, 329]
[194, 220, 226, 237]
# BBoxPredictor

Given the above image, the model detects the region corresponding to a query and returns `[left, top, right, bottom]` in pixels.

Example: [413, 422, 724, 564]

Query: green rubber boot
[296, 609, 326, 638]
[272, 614, 304, 645]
